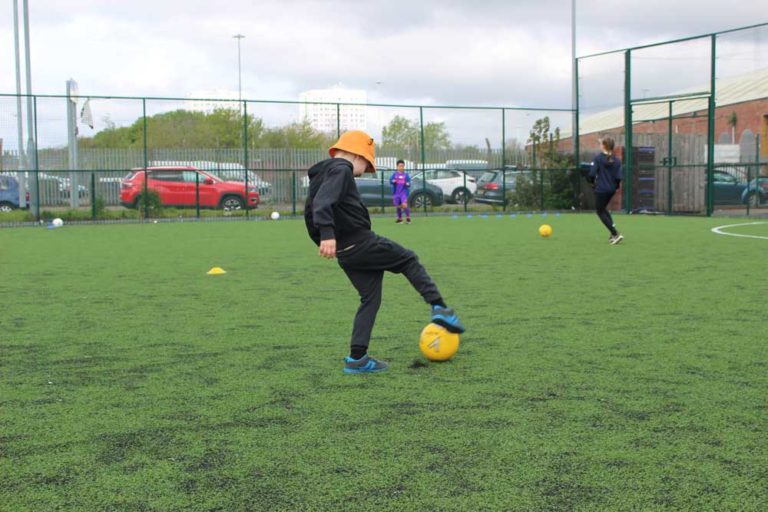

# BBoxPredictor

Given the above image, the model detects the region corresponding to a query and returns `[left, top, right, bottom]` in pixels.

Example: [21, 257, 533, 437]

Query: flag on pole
[80, 99, 94, 129]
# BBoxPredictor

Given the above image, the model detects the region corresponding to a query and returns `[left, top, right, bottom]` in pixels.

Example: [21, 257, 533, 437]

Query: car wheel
[409, 192, 433, 209]
[746, 191, 763, 208]
[221, 195, 245, 211]
[0, 202, 15, 213]
[451, 187, 471, 204]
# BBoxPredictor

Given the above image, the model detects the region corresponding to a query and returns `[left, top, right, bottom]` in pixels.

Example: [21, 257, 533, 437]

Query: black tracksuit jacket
[304, 158, 372, 247]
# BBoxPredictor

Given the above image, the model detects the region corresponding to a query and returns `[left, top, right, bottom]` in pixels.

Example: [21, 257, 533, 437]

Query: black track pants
[337, 233, 443, 349]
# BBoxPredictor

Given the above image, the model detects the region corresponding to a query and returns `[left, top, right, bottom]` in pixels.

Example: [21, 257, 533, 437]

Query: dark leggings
[595, 192, 618, 236]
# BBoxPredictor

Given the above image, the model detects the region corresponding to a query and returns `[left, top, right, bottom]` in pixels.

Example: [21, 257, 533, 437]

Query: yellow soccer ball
[419, 323, 460, 362]
[539, 224, 553, 238]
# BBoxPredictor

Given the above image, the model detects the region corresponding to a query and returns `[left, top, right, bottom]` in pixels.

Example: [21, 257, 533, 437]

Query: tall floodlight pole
[13, 0, 26, 206]
[233, 34, 245, 102]
[571, 0, 577, 161]
[22, 0, 37, 213]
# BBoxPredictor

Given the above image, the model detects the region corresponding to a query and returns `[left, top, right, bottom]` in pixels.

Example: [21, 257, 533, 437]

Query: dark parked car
[713, 170, 748, 205]
[355, 170, 444, 208]
[474, 169, 528, 206]
[741, 177, 768, 207]
[712, 170, 768, 206]
[0, 175, 27, 212]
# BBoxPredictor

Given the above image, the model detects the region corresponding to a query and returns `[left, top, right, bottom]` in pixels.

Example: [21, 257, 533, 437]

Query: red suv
[120, 166, 259, 210]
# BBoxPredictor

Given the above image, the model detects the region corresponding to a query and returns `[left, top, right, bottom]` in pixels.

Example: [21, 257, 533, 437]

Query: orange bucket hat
[329, 130, 376, 173]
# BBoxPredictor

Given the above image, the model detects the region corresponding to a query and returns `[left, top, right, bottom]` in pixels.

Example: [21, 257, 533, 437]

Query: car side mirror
[204, 178, 214, 185]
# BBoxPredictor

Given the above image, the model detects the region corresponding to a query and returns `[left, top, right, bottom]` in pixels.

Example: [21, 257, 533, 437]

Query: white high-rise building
[186, 89, 241, 112]
[299, 86, 367, 133]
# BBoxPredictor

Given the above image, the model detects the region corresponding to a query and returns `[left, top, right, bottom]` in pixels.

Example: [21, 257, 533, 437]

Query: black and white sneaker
[609, 234, 624, 245]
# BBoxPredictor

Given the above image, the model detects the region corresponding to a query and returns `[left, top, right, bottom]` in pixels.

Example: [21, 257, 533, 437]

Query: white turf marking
[711, 222, 768, 240]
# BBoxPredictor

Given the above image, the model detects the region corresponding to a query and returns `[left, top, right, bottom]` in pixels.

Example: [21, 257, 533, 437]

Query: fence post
[749, 134, 760, 215]
[706, 34, 717, 217]
[574, 57, 580, 168]
[243, 100, 250, 219]
[501, 108, 507, 212]
[667, 100, 673, 215]
[624, 49, 633, 214]
[91, 172, 96, 219]
[380, 172, 385, 214]
[463, 171, 468, 212]
[532, 142, 539, 211]
[746, 157, 752, 216]
[419, 106, 427, 215]
[31, 96, 40, 220]
[142, 98, 148, 220]
[195, 171, 200, 218]
[292, 170, 297, 216]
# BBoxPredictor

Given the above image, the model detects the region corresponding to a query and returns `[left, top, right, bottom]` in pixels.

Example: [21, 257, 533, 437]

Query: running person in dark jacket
[305, 130, 465, 374]
[588, 137, 624, 244]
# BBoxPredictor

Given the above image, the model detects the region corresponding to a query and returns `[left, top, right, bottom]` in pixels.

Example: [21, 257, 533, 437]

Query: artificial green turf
[1, 215, 766, 511]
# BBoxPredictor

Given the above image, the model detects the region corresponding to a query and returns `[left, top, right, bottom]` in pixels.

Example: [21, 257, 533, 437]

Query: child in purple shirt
[390, 159, 411, 224]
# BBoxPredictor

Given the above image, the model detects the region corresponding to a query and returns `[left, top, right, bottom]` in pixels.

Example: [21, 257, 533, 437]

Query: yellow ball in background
[419, 323, 460, 361]
[539, 224, 553, 238]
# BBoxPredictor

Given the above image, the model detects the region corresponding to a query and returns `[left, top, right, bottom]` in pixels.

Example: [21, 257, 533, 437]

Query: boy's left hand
[319, 239, 336, 259]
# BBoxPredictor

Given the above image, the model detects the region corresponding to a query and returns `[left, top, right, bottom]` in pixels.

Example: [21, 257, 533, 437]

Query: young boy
[390, 159, 411, 224]
[304, 130, 465, 374]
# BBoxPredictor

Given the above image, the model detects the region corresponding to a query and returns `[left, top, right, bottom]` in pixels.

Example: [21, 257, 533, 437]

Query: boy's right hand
[319, 239, 337, 259]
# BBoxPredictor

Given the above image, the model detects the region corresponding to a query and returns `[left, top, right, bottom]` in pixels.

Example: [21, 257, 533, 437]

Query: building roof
[569, 66, 768, 137]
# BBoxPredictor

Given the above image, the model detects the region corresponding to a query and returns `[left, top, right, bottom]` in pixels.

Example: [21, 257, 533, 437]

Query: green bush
[509, 174, 540, 210]
[508, 170, 582, 211]
[93, 197, 107, 217]
[135, 190, 164, 218]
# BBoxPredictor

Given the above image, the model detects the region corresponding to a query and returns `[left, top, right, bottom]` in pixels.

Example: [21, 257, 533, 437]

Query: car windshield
[714, 172, 738, 184]
[196, 171, 220, 183]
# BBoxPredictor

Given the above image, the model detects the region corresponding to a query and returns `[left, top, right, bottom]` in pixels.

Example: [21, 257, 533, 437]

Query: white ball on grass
[270, 211, 280, 220]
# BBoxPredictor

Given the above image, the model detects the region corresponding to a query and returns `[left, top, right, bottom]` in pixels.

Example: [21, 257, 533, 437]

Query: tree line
[79, 108, 523, 156]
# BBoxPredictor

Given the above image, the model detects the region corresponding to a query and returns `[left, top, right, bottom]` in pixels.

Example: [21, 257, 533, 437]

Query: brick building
[563, 67, 768, 164]
[561, 67, 767, 212]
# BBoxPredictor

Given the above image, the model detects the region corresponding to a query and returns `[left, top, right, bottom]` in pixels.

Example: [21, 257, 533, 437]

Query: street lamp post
[571, 0, 577, 161]
[12, 0, 26, 207]
[22, 0, 37, 216]
[233, 34, 245, 103]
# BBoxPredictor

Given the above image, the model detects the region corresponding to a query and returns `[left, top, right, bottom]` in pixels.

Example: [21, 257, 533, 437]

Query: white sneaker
[610, 234, 624, 245]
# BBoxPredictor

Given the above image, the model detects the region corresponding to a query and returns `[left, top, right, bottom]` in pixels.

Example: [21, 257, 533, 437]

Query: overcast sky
[0, 0, 766, 148]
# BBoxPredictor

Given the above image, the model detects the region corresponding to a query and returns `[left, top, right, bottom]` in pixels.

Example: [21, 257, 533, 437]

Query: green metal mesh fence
[1, 93, 575, 224]
[576, 23, 768, 216]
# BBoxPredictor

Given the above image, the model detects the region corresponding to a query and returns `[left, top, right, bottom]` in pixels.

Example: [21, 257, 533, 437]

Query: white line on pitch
[711, 222, 768, 240]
